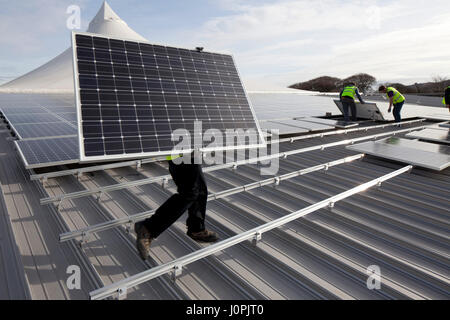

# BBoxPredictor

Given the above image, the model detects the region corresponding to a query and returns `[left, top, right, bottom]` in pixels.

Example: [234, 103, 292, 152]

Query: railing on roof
[30, 119, 424, 182]
[59, 154, 365, 243]
[41, 122, 427, 206]
[89, 165, 413, 300]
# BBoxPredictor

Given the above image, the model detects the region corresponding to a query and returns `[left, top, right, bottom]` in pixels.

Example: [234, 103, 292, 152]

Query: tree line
[289, 74, 449, 95]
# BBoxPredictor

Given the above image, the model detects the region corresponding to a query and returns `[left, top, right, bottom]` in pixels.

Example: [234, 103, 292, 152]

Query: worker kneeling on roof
[339, 82, 365, 123]
[379, 85, 406, 123]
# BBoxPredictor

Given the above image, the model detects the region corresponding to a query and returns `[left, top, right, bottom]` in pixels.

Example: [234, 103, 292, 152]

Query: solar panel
[259, 121, 308, 135]
[406, 129, 450, 145]
[72, 32, 265, 162]
[299, 117, 359, 129]
[439, 122, 450, 129]
[15, 137, 79, 169]
[334, 100, 385, 121]
[346, 137, 450, 171]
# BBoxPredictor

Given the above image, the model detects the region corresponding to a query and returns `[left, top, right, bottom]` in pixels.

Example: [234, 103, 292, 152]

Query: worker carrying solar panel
[443, 86, 450, 112]
[134, 153, 219, 261]
[339, 82, 366, 122]
[378, 86, 406, 123]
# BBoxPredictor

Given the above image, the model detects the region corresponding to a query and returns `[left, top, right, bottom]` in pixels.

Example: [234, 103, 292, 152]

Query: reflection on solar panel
[406, 129, 450, 145]
[347, 137, 450, 171]
[73, 32, 264, 162]
[13, 123, 77, 140]
[334, 100, 385, 121]
[15, 137, 79, 169]
[259, 121, 308, 135]
[5, 113, 62, 124]
[299, 117, 359, 129]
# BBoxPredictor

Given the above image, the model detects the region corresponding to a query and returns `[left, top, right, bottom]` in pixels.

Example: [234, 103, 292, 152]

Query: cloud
[190, 0, 450, 89]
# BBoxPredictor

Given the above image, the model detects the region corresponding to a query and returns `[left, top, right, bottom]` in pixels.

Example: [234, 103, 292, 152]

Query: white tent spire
[0, 1, 148, 92]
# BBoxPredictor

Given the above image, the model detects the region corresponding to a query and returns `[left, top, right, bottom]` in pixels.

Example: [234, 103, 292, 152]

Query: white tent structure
[0, 1, 147, 93]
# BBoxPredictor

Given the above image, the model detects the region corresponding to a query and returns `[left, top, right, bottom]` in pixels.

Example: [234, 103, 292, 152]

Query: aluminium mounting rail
[59, 154, 365, 243]
[30, 156, 168, 181]
[89, 165, 413, 300]
[41, 123, 427, 206]
[31, 119, 424, 182]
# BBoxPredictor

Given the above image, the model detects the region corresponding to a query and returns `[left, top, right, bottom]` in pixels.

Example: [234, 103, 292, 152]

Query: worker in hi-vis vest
[134, 152, 219, 261]
[443, 86, 450, 112]
[379, 86, 406, 123]
[339, 82, 365, 122]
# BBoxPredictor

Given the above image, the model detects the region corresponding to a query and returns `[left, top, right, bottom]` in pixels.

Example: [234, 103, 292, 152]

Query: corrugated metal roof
[0, 119, 448, 300]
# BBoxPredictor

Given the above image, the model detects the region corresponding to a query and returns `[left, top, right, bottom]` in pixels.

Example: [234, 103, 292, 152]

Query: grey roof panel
[346, 137, 450, 171]
[299, 117, 359, 129]
[259, 121, 308, 135]
[406, 129, 450, 144]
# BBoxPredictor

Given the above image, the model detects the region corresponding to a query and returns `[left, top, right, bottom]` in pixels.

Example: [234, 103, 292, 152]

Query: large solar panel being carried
[72, 32, 265, 162]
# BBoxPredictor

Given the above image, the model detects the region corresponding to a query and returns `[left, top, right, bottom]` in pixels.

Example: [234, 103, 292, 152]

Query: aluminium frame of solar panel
[72, 31, 266, 163]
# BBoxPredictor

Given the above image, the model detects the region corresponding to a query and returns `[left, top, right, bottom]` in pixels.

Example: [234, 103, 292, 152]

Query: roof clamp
[96, 192, 103, 203]
[56, 199, 64, 211]
[328, 202, 335, 210]
[274, 177, 281, 186]
[324, 164, 330, 172]
[76, 172, 83, 181]
[252, 232, 262, 246]
[136, 160, 142, 171]
[79, 232, 90, 248]
[162, 177, 169, 189]
[376, 181, 382, 189]
[125, 220, 133, 234]
[290, 138, 295, 143]
[283, 153, 288, 159]
[172, 265, 183, 282]
[320, 134, 324, 138]
[320, 146, 325, 151]
[232, 164, 238, 171]
[117, 287, 128, 300]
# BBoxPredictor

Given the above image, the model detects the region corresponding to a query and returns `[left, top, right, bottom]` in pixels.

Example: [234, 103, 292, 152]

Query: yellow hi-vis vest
[386, 87, 405, 104]
[341, 86, 357, 100]
[166, 155, 181, 161]
[443, 86, 450, 105]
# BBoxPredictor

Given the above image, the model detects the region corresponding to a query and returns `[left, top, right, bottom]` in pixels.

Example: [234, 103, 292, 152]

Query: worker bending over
[340, 82, 365, 122]
[379, 86, 405, 123]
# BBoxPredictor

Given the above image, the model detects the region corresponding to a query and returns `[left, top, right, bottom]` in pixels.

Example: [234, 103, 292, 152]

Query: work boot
[135, 222, 152, 260]
[188, 229, 219, 243]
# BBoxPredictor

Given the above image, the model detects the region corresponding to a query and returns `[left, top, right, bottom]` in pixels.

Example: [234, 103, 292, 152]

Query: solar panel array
[0, 93, 79, 168]
[73, 32, 264, 161]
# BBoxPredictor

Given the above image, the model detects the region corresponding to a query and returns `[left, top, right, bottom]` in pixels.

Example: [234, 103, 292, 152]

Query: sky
[0, 0, 449, 90]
